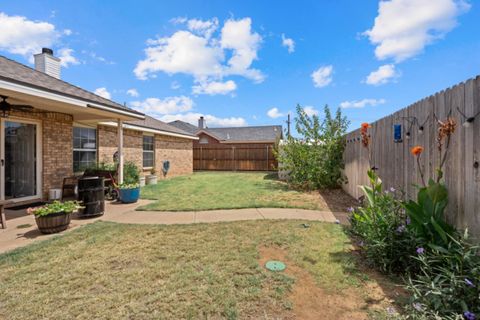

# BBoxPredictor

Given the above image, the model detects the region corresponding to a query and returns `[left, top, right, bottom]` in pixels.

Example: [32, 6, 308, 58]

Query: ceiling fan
[0, 95, 34, 118]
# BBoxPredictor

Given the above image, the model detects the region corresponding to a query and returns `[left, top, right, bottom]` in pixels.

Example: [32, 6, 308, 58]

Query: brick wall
[155, 136, 193, 178]
[98, 125, 193, 178]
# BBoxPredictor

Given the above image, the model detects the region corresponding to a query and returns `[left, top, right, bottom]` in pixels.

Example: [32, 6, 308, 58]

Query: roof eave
[0, 76, 144, 120]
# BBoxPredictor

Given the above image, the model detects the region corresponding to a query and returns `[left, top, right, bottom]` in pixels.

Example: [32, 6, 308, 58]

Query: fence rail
[193, 146, 276, 171]
[343, 76, 480, 237]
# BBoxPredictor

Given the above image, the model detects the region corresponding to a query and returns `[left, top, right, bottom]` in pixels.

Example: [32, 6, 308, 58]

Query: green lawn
[139, 172, 353, 211]
[0, 220, 400, 319]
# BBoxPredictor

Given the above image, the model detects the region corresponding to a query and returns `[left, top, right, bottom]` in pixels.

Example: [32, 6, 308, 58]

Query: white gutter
[0, 79, 144, 120]
[100, 121, 199, 140]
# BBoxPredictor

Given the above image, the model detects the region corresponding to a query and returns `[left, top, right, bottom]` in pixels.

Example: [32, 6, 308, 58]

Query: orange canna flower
[411, 146, 424, 156]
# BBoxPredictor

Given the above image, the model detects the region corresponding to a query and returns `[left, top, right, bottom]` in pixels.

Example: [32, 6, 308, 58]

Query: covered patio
[0, 54, 145, 228]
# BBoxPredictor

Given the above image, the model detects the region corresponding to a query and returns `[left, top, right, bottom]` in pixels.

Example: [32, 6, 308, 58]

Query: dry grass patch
[0, 220, 401, 319]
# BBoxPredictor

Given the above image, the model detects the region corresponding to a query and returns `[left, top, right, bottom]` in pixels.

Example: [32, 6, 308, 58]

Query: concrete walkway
[0, 200, 339, 254]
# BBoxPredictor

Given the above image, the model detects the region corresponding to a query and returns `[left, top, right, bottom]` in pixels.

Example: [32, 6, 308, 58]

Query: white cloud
[131, 96, 194, 115]
[192, 80, 237, 95]
[134, 30, 224, 80]
[311, 65, 333, 88]
[221, 18, 264, 82]
[126, 88, 139, 97]
[94, 87, 111, 100]
[187, 18, 219, 39]
[63, 29, 73, 36]
[160, 112, 247, 127]
[267, 107, 285, 118]
[57, 48, 79, 67]
[340, 98, 386, 109]
[0, 12, 59, 59]
[303, 106, 319, 116]
[364, 0, 470, 62]
[134, 17, 264, 90]
[365, 64, 399, 85]
[281, 34, 295, 53]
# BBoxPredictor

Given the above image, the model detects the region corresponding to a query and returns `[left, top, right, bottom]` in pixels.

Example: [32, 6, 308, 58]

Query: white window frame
[142, 134, 155, 169]
[73, 126, 97, 173]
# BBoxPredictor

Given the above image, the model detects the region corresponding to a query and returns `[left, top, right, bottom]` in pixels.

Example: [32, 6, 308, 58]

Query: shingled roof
[205, 125, 283, 142]
[168, 120, 199, 135]
[127, 116, 196, 137]
[0, 55, 143, 116]
[168, 120, 283, 142]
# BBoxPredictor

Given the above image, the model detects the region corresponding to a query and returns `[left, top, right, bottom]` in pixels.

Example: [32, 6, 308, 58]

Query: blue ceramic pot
[119, 187, 140, 203]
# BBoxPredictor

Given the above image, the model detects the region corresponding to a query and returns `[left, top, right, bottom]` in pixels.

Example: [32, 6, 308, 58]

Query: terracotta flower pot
[34, 211, 72, 234]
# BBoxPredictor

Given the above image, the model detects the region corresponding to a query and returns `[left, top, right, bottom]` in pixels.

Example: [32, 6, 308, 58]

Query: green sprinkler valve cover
[265, 260, 286, 272]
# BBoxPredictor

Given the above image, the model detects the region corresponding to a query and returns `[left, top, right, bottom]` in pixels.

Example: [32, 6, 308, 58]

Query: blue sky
[0, 0, 479, 131]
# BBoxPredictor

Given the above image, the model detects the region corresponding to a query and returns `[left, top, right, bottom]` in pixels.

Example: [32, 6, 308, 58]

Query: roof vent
[34, 48, 61, 79]
[198, 116, 205, 129]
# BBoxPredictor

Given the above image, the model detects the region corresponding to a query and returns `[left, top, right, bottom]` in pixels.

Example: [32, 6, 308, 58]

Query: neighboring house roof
[205, 126, 283, 142]
[168, 120, 283, 143]
[127, 115, 196, 138]
[0, 55, 143, 117]
[168, 120, 199, 134]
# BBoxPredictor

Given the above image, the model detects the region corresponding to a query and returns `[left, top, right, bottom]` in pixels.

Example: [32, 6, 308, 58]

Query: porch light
[457, 107, 480, 128]
[463, 117, 475, 128]
[418, 126, 424, 134]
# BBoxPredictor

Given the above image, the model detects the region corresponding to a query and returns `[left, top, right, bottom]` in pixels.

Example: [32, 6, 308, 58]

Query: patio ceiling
[0, 84, 144, 122]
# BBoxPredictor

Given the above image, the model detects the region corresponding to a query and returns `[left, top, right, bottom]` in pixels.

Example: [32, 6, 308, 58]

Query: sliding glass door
[0, 118, 41, 201]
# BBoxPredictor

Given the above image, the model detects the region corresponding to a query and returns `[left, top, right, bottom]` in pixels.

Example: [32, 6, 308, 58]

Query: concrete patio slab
[195, 208, 262, 223]
[109, 211, 195, 225]
[0, 201, 344, 254]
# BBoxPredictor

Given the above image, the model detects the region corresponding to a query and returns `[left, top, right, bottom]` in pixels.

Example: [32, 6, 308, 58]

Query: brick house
[0, 49, 196, 204]
[169, 117, 282, 171]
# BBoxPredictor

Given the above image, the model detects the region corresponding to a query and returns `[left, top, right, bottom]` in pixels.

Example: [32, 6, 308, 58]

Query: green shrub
[403, 179, 456, 250]
[276, 104, 349, 190]
[123, 161, 140, 185]
[350, 170, 418, 273]
[406, 232, 480, 319]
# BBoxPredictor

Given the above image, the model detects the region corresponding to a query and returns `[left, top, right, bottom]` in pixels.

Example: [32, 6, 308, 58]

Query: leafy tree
[277, 104, 349, 189]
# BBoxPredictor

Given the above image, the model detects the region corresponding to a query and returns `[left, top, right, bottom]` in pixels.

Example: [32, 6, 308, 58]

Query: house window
[73, 127, 97, 172]
[199, 136, 209, 144]
[143, 135, 154, 168]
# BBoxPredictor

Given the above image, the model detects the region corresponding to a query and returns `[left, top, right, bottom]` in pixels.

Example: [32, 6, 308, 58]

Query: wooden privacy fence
[343, 76, 480, 237]
[193, 145, 276, 171]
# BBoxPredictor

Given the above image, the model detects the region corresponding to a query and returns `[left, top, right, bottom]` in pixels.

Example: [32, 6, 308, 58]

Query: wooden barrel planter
[34, 211, 72, 234]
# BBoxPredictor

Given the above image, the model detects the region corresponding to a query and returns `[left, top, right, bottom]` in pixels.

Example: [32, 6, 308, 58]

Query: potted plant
[118, 183, 141, 203]
[117, 161, 141, 203]
[27, 201, 81, 234]
[146, 167, 157, 185]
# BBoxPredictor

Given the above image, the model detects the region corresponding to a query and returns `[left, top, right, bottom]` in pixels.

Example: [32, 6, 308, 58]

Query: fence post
[232, 146, 236, 171]
[266, 145, 269, 171]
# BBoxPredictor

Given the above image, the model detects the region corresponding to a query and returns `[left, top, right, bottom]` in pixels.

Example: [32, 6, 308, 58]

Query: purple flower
[464, 311, 476, 320]
[465, 278, 475, 287]
[347, 207, 354, 213]
[416, 247, 425, 254]
[390, 187, 396, 193]
[406, 216, 411, 225]
[396, 225, 406, 234]
[358, 241, 364, 247]
[412, 303, 423, 312]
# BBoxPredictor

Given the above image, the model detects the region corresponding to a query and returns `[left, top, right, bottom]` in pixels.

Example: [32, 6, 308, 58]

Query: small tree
[277, 104, 349, 189]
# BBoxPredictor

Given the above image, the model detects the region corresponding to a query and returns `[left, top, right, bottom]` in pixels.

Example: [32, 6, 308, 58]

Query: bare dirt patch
[259, 246, 399, 320]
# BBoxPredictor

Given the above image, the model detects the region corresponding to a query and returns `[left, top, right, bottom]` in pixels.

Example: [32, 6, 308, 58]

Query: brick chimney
[198, 116, 205, 129]
[34, 48, 61, 79]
